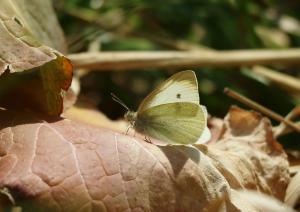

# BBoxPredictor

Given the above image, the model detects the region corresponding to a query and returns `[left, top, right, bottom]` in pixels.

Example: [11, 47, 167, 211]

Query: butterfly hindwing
[135, 102, 207, 144]
[138, 70, 199, 113]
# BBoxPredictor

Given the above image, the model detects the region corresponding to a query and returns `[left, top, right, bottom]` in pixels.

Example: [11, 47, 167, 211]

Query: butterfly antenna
[111, 93, 130, 111]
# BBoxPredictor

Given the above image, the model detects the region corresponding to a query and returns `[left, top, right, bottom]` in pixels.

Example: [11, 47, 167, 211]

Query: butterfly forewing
[138, 70, 199, 113]
[135, 102, 207, 144]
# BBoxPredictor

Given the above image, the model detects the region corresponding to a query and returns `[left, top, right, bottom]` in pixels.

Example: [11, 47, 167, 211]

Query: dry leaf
[224, 189, 295, 212]
[0, 0, 66, 73]
[0, 0, 72, 116]
[205, 106, 289, 200]
[0, 106, 290, 211]
[285, 171, 300, 209]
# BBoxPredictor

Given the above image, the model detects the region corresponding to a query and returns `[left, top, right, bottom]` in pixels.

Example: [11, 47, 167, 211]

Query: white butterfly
[112, 70, 211, 145]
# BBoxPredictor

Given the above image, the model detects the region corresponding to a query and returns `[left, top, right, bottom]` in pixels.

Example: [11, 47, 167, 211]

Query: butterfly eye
[176, 93, 181, 99]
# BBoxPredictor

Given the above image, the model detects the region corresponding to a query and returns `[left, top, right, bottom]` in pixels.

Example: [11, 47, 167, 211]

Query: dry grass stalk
[69, 49, 300, 71]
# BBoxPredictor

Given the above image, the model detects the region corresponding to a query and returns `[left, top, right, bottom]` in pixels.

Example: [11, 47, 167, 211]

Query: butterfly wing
[135, 102, 208, 145]
[138, 70, 199, 113]
[195, 106, 211, 144]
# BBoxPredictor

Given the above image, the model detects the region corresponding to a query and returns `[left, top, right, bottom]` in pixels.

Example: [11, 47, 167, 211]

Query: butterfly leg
[125, 125, 131, 135]
[125, 121, 136, 135]
[144, 135, 152, 144]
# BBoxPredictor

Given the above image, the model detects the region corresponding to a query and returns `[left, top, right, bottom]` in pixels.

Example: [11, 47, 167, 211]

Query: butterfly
[112, 70, 211, 145]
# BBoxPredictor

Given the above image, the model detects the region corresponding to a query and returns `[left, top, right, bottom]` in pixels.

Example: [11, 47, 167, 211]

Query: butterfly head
[111, 92, 137, 123]
[124, 111, 137, 123]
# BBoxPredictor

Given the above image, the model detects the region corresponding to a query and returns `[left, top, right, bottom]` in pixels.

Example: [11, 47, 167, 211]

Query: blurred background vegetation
[55, 0, 300, 148]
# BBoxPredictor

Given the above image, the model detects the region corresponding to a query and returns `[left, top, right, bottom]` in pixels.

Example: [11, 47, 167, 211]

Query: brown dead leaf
[224, 189, 295, 212]
[0, 0, 66, 73]
[0, 0, 72, 116]
[285, 171, 300, 209]
[0, 106, 290, 211]
[204, 106, 289, 200]
[221, 106, 283, 152]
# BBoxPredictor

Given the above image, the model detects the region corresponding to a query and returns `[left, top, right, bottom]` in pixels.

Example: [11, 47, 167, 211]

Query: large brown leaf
[0, 106, 291, 211]
[0, 0, 72, 116]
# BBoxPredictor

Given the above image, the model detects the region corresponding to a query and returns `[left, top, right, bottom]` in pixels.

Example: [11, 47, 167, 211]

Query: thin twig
[253, 66, 300, 94]
[224, 88, 300, 134]
[69, 49, 300, 71]
[273, 106, 300, 137]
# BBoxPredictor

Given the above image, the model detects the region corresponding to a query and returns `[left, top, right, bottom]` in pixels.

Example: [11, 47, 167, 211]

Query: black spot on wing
[176, 93, 181, 99]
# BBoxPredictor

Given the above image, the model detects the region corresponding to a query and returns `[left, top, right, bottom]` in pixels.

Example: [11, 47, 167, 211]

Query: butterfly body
[119, 70, 210, 145]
